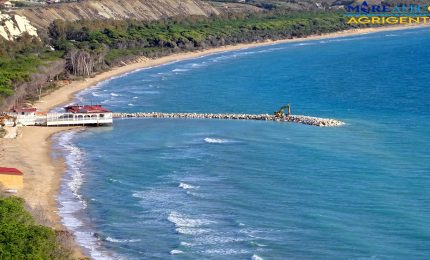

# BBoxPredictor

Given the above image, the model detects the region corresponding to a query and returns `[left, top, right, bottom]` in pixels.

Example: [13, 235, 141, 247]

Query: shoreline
[1, 24, 427, 257]
[35, 24, 428, 112]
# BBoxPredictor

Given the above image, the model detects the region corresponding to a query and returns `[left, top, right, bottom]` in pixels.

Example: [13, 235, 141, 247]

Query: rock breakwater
[112, 112, 345, 127]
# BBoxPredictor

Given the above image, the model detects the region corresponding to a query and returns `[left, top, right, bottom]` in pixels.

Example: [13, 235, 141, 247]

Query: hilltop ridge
[14, 0, 221, 29]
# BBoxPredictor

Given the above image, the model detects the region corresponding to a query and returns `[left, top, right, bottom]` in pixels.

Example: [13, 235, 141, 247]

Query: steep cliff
[15, 0, 220, 29]
[0, 11, 38, 40]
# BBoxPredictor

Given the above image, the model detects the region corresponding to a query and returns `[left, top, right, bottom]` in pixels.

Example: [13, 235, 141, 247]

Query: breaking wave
[203, 248, 250, 255]
[204, 137, 230, 144]
[168, 211, 215, 227]
[295, 42, 315, 46]
[105, 237, 141, 243]
[55, 130, 118, 259]
[252, 254, 264, 260]
[172, 68, 189, 72]
[179, 182, 199, 190]
[170, 249, 184, 255]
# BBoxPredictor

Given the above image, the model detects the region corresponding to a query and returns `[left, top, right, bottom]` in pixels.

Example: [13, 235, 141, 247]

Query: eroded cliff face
[0, 12, 38, 40]
[15, 0, 220, 29]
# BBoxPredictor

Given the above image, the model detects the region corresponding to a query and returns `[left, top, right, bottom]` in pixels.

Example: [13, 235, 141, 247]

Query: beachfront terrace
[46, 112, 113, 126]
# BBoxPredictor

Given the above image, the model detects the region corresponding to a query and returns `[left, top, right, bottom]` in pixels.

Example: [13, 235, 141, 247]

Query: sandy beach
[0, 24, 426, 257]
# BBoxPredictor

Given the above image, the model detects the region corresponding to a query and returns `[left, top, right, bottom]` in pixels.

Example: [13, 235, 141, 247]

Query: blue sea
[53, 28, 430, 259]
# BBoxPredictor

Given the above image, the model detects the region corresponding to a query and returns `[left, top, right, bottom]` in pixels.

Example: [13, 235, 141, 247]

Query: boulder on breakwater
[112, 112, 345, 127]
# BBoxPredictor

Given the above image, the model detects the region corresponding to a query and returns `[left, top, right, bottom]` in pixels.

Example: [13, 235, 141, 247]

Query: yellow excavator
[274, 104, 291, 118]
[0, 113, 17, 127]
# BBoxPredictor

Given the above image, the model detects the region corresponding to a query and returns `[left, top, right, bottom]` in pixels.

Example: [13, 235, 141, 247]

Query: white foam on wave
[254, 242, 267, 247]
[102, 100, 128, 104]
[239, 228, 265, 240]
[56, 130, 118, 259]
[295, 42, 315, 46]
[110, 92, 119, 97]
[72, 76, 113, 104]
[170, 249, 184, 255]
[176, 227, 210, 235]
[191, 63, 207, 68]
[180, 241, 193, 247]
[191, 46, 285, 66]
[211, 54, 238, 62]
[141, 90, 160, 94]
[204, 248, 249, 255]
[327, 36, 371, 43]
[181, 235, 246, 247]
[179, 182, 199, 190]
[252, 254, 264, 260]
[172, 68, 189, 72]
[106, 237, 141, 243]
[108, 178, 122, 184]
[168, 211, 214, 235]
[128, 103, 134, 106]
[58, 131, 87, 209]
[168, 211, 214, 227]
[204, 137, 230, 144]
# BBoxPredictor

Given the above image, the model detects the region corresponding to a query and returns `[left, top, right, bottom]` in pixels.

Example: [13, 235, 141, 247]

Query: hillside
[208, 0, 382, 10]
[14, 0, 221, 29]
[0, 0, 356, 111]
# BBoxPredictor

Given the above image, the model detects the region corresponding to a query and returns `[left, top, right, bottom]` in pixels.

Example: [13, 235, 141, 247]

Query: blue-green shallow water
[53, 28, 430, 259]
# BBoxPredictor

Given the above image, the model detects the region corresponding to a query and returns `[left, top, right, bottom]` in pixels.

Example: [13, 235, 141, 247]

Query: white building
[9, 105, 113, 126]
[46, 105, 113, 126]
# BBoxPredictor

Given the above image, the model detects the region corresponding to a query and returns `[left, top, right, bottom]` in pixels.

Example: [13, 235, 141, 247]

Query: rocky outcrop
[113, 112, 345, 127]
[0, 11, 38, 40]
[14, 0, 220, 29]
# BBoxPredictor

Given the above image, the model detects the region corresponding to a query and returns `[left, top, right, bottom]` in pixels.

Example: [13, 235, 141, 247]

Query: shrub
[0, 196, 73, 259]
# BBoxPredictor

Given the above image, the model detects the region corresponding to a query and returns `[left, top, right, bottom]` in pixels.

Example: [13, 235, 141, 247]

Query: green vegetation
[0, 35, 63, 99]
[0, 196, 73, 259]
[48, 11, 355, 76]
[1, 9, 360, 104]
[1, 55, 49, 97]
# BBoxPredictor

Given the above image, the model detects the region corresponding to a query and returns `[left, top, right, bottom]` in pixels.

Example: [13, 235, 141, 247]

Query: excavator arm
[274, 104, 291, 118]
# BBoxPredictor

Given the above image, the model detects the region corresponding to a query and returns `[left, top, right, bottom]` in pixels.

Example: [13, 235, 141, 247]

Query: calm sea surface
[53, 28, 430, 259]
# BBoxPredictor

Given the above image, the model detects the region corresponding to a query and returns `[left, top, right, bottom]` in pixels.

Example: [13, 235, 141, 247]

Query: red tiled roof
[0, 167, 23, 176]
[13, 108, 37, 113]
[64, 105, 111, 114]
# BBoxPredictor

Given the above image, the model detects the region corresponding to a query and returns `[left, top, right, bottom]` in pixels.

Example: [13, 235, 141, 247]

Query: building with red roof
[13, 108, 37, 114]
[45, 104, 113, 126]
[0, 167, 23, 190]
[64, 105, 111, 114]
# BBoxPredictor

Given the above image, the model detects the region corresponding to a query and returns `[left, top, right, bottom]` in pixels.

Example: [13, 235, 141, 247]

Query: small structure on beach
[11, 107, 42, 126]
[0, 167, 23, 190]
[46, 104, 113, 126]
[13, 107, 37, 116]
